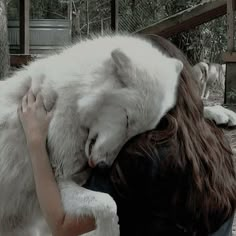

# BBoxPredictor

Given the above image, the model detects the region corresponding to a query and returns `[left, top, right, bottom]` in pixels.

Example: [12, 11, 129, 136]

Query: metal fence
[71, 0, 111, 38]
[74, 0, 170, 37]
[118, 0, 164, 33]
[8, 19, 71, 54]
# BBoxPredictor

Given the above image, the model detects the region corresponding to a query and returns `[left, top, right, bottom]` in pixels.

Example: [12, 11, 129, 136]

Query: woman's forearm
[27, 140, 66, 234]
[27, 140, 96, 236]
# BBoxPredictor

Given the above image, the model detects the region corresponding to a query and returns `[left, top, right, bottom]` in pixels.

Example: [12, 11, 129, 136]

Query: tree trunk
[0, 0, 9, 79]
[86, 0, 89, 36]
[73, 9, 81, 38]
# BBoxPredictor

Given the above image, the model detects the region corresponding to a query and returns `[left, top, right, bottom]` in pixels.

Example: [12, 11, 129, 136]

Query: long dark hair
[111, 35, 236, 235]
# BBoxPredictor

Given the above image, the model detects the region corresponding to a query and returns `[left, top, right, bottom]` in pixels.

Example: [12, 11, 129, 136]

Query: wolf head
[78, 42, 183, 167]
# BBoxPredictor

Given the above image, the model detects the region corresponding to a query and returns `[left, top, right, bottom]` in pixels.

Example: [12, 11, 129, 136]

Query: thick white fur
[204, 105, 236, 126]
[0, 34, 183, 235]
[193, 61, 209, 98]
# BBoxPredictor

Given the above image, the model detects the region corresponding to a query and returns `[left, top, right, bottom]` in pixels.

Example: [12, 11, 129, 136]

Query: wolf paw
[89, 192, 117, 218]
[59, 181, 119, 236]
[204, 105, 236, 126]
[80, 192, 119, 236]
[60, 181, 117, 218]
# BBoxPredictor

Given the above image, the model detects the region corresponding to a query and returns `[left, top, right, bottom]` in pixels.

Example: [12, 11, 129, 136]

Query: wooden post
[68, 0, 72, 41]
[136, 0, 228, 36]
[111, 0, 118, 32]
[86, 0, 89, 35]
[101, 18, 104, 35]
[19, 0, 30, 54]
[224, 0, 236, 105]
[227, 0, 235, 52]
[0, 0, 10, 78]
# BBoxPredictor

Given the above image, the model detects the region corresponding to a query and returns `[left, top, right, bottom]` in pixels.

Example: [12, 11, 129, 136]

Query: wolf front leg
[58, 180, 120, 236]
[204, 105, 236, 126]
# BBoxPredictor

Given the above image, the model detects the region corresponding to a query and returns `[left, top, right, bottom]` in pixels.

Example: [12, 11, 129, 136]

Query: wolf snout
[97, 161, 109, 170]
[88, 159, 96, 168]
[88, 159, 109, 169]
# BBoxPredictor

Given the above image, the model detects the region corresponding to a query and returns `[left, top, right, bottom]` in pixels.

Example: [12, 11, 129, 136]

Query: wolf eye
[89, 135, 97, 156]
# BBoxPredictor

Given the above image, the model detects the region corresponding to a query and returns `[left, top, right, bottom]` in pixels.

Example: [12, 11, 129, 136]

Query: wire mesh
[118, 0, 165, 32]
[72, 0, 204, 37]
[72, 0, 111, 38]
[117, 0, 200, 33]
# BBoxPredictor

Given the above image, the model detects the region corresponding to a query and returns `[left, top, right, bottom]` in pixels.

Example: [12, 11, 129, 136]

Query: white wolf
[0, 34, 183, 236]
[193, 62, 225, 99]
[193, 61, 209, 98]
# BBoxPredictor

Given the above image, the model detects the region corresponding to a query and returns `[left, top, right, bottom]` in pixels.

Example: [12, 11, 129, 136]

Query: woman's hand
[18, 90, 53, 146]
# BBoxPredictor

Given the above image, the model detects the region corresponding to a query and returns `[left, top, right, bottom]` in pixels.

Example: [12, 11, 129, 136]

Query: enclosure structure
[9, 0, 120, 66]
[8, 0, 72, 57]
[135, 0, 236, 106]
[136, 0, 227, 40]
[223, 0, 236, 105]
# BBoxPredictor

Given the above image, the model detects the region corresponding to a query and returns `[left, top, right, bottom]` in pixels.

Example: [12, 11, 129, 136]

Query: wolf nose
[88, 159, 96, 168]
[97, 161, 109, 170]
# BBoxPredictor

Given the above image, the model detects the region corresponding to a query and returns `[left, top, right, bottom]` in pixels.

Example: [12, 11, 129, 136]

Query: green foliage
[166, 0, 227, 64]
[7, 0, 68, 19]
[164, 0, 202, 16]
[227, 88, 236, 101]
[30, 0, 68, 19]
[200, 16, 227, 63]
[7, 0, 19, 19]
[119, 0, 166, 32]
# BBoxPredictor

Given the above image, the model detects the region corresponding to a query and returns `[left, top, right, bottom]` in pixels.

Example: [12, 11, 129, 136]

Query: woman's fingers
[27, 90, 35, 105]
[35, 93, 44, 108]
[22, 94, 28, 112]
[17, 105, 22, 119]
[20, 90, 50, 118]
[36, 93, 49, 115]
[47, 109, 54, 121]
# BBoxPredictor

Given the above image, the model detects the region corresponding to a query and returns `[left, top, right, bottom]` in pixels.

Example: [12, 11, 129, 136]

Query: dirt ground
[204, 89, 236, 235]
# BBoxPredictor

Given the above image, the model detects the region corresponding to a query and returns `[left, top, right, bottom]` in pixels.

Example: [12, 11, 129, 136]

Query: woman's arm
[18, 90, 96, 236]
[28, 140, 96, 236]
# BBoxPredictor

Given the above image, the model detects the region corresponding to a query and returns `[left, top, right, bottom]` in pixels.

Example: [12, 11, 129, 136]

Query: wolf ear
[111, 49, 131, 72]
[111, 49, 134, 87]
[171, 58, 183, 74]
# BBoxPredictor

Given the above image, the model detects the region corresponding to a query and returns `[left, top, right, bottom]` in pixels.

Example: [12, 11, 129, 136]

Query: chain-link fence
[7, 0, 69, 19]
[73, 0, 174, 37]
[72, 0, 111, 38]
[73, 0, 204, 37]
[118, 0, 169, 32]
[72, 0, 179, 38]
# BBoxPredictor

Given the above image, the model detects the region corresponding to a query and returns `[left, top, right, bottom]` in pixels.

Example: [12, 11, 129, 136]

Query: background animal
[0, 34, 183, 236]
[193, 61, 225, 99]
[192, 61, 209, 98]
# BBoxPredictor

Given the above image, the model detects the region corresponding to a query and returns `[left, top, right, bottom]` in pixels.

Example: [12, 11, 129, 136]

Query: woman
[18, 35, 236, 236]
